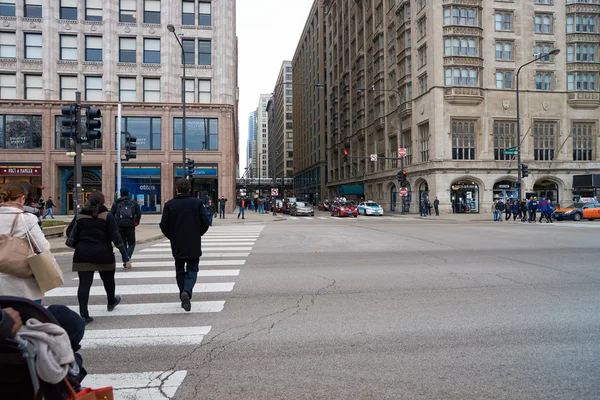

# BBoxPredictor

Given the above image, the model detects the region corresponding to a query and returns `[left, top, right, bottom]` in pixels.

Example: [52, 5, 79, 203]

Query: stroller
[0, 296, 82, 400]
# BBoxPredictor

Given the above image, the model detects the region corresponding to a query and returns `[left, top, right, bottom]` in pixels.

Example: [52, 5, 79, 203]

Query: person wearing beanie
[110, 188, 141, 269]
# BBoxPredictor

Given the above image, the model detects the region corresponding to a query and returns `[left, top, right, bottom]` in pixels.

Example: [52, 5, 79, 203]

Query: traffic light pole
[116, 103, 122, 196]
[398, 105, 404, 215]
[74, 91, 83, 216]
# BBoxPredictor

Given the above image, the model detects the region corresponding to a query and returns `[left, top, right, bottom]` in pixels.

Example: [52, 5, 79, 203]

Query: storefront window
[493, 180, 518, 203]
[451, 181, 479, 213]
[173, 117, 218, 150]
[0, 115, 42, 149]
[534, 180, 559, 204]
[117, 164, 161, 213]
[55, 115, 102, 150]
[0, 165, 42, 199]
[115, 116, 161, 150]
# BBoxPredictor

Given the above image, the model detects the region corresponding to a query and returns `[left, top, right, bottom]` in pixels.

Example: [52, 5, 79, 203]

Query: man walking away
[111, 188, 141, 268]
[219, 195, 227, 218]
[160, 178, 210, 312]
[43, 196, 56, 219]
[511, 200, 520, 221]
[520, 199, 528, 222]
[237, 197, 245, 219]
[495, 199, 504, 222]
[433, 197, 440, 216]
[206, 199, 216, 226]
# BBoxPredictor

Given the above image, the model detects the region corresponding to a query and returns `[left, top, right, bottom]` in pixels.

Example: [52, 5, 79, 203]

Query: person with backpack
[110, 188, 141, 268]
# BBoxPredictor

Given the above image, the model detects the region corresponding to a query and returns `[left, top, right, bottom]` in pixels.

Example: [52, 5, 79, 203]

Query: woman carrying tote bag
[66, 192, 129, 324]
[0, 182, 51, 303]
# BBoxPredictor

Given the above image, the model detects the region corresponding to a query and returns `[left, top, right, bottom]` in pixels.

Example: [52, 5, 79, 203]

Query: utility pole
[74, 91, 83, 216]
[116, 103, 122, 197]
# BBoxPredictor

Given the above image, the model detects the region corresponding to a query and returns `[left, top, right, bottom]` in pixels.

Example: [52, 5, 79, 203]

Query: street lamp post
[515, 48, 560, 200]
[167, 24, 187, 181]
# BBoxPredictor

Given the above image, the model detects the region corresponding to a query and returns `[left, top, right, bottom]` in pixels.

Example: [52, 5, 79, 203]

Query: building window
[182, 39, 194, 64]
[55, 115, 102, 149]
[535, 0, 552, 4]
[24, 74, 42, 100]
[0, 74, 16, 99]
[536, 43, 555, 62]
[444, 37, 478, 57]
[567, 14, 597, 33]
[24, 33, 42, 59]
[85, 36, 103, 62]
[1, 115, 42, 149]
[572, 123, 594, 161]
[144, 0, 160, 24]
[119, 37, 136, 63]
[418, 74, 427, 95]
[85, 76, 102, 101]
[119, 77, 136, 101]
[0, 0, 15, 17]
[418, 45, 427, 68]
[568, 73, 597, 91]
[120, 0, 136, 22]
[0, 32, 15, 58]
[198, 40, 211, 65]
[117, 116, 161, 150]
[496, 70, 513, 89]
[199, 2, 211, 26]
[567, 44, 596, 62]
[60, 76, 77, 100]
[143, 78, 160, 102]
[60, 0, 77, 20]
[535, 73, 553, 90]
[417, 16, 426, 39]
[182, 0, 194, 25]
[24, 0, 41, 18]
[174, 117, 219, 150]
[184, 79, 194, 102]
[85, 0, 102, 21]
[445, 67, 479, 87]
[451, 120, 475, 160]
[495, 41, 513, 60]
[493, 120, 516, 160]
[198, 79, 211, 103]
[535, 14, 552, 33]
[60, 35, 77, 61]
[495, 11, 512, 31]
[143, 38, 160, 63]
[533, 121, 556, 161]
[443, 7, 479, 26]
[419, 123, 429, 162]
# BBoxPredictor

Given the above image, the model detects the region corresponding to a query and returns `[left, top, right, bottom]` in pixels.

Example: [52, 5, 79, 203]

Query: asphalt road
[50, 214, 600, 399]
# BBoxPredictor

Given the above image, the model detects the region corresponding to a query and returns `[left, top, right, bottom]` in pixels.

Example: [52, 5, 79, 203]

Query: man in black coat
[159, 179, 210, 311]
[111, 188, 142, 268]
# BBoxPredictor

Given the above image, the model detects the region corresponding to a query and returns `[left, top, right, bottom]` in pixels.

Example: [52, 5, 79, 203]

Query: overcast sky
[236, 0, 314, 175]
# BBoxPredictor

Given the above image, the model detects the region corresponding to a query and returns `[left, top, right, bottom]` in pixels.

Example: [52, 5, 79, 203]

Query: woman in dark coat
[66, 192, 129, 324]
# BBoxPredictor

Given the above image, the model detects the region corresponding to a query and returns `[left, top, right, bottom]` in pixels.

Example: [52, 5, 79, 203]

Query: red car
[331, 201, 358, 218]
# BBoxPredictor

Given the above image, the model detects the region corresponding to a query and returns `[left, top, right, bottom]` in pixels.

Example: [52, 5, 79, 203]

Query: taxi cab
[553, 202, 600, 221]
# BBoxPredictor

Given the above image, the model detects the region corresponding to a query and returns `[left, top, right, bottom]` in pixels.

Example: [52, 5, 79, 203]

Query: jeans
[238, 206, 245, 218]
[175, 258, 199, 298]
[43, 208, 54, 219]
[207, 214, 213, 226]
[220, 206, 226, 218]
[493, 211, 498, 221]
[119, 228, 136, 259]
[497, 211, 503, 222]
[258, 205, 264, 214]
[434, 207, 439, 216]
[77, 270, 116, 318]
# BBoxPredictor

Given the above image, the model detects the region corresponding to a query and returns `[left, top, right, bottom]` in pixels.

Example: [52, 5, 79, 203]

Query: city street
[48, 214, 600, 399]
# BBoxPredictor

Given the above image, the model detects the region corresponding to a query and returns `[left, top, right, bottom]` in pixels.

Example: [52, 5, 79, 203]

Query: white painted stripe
[83, 326, 211, 348]
[46, 282, 235, 297]
[84, 371, 187, 399]
[66, 301, 225, 316]
[129, 260, 245, 268]
[133, 252, 250, 259]
[201, 239, 257, 242]
[75, 270, 240, 280]
[290, 217, 298, 220]
[142, 247, 252, 252]
[305, 217, 314, 220]
[318, 217, 328, 220]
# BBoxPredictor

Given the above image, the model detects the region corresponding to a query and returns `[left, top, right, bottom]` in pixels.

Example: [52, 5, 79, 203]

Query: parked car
[330, 201, 358, 218]
[553, 202, 600, 221]
[357, 201, 384, 216]
[291, 201, 314, 216]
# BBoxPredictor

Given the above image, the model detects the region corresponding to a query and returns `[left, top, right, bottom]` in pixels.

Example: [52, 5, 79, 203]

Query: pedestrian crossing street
[46, 224, 264, 399]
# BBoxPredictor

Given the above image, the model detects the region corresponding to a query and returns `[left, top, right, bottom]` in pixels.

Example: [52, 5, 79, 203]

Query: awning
[338, 185, 364, 196]
[573, 174, 600, 188]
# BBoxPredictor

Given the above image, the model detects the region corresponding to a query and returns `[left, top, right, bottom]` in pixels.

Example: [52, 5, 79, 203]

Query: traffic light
[521, 163, 529, 178]
[124, 132, 137, 161]
[187, 158, 195, 176]
[85, 107, 102, 142]
[343, 150, 349, 162]
[397, 170, 407, 186]
[60, 105, 78, 140]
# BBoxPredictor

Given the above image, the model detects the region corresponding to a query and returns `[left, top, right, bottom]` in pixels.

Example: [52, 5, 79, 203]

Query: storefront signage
[192, 168, 217, 176]
[139, 185, 157, 191]
[497, 184, 511, 189]
[0, 167, 41, 176]
[451, 184, 477, 190]
[8, 136, 26, 147]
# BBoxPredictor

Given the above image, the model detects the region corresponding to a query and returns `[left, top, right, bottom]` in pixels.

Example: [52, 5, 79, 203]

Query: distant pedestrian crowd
[492, 196, 555, 223]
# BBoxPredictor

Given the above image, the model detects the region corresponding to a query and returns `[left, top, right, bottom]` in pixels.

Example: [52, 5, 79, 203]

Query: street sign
[398, 148, 407, 157]
[504, 149, 519, 155]
[506, 146, 518, 151]
[370, 154, 377, 161]
[399, 187, 409, 197]
[271, 188, 279, 196]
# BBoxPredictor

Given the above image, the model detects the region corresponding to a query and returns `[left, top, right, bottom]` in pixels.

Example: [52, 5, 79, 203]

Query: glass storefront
[533, 180, 559, 204]
[60, 167, 102, 214]
[493, 180, 518, 203]
[0, 164, 42, 198]
[451, 181, 479, 213]
[117, 164, 161, 213]
[174, 164, 218, 202]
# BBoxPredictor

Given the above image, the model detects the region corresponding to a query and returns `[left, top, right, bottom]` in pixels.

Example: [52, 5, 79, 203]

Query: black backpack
[116, 200, 135, 228]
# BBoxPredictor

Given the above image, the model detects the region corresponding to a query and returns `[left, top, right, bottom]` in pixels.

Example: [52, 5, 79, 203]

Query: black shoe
[181, 291, 191, 312]
[82, 316, 93, 325]
[107, 295, 122, 312]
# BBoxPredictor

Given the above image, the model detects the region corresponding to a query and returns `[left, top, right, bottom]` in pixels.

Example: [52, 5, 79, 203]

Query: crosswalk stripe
[66, 301, 225, 316]
[75, 270, 240, 280]
[318, 217, 328, 220]
[133, 252, 250, 259]
[46, 282, 235, 297]
[123, 260, 245, 268]
[142, 246, 252, 252]
[152, 241, 256, 247]
[84, 371, 187, 399]
[82, 326, 211, 348]
[289, 217, 298, 220]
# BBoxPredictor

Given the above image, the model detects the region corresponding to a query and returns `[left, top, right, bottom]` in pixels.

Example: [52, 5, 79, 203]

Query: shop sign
[8, 136, 26, 147]
[191, 168, 217, 176]
[497, 184, 511, 189]
[452, 184, 478, 190]
[139, 185, 157, 191]
[0, 166, 42, 176]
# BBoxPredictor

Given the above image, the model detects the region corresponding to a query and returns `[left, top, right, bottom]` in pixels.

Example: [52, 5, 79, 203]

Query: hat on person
[120, 188, 130, 196]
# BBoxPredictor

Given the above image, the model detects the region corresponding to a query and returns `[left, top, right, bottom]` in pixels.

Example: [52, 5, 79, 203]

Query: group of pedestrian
[492, 196, 555, 223]
[420, 196, 440, 217]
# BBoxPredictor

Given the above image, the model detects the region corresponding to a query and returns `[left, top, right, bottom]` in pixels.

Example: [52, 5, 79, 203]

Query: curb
[50, 233, 165, 254]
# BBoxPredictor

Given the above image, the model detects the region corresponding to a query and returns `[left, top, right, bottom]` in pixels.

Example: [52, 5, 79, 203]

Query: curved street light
[167, 24, 187, 180]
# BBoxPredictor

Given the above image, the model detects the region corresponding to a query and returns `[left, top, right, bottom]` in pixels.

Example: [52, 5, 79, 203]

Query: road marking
[74, 270, 240, 280]
[66, 301, 225, 316]
[133, 252, 250, 259]
[46, 282, 235, 297]
[84, 371, 187, 399]
[82, 326, 211, 348]
[551, 222, 600, 228]
[318, 217, 328, 220]
[152, 241, 255, 247]
[290, 217, 298, 220]
[120, 260, 245, 268]
[142, 247, 253, 252]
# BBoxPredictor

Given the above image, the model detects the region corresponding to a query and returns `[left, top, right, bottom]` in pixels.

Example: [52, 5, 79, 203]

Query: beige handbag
[0, 214, 34, 278]
[23, 217, 64, 294]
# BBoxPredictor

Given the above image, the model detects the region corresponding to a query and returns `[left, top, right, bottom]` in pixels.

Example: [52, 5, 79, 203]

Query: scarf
[0, 202, 24, 211]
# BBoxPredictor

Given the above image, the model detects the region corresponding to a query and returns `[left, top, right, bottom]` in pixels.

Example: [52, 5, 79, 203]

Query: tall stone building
[251, 94, 271, 179]
[292, 0, 328, 205]
[267, 61, 294, 182]
[247, 110, 256, 177]
[322, 0, 599, 213]
[0, 0, 238, 213]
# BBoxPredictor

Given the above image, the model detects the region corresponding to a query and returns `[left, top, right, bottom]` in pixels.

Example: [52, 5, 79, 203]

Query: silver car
[291, 201, 314, 216]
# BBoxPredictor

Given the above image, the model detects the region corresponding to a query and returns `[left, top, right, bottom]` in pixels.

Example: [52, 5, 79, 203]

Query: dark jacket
[110, 196, 142, 229]
[218, 198, 228, 208]
[45, 199, 55, 209]
[66, 206, 124, 272]
[159, 193, 210, 259]
[511, 202, 519, 214]
[433, 199, 439, 208]
[0, 309, 15, 341]
[495, 201, 505, 211]
[206, 203, 216, 215]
